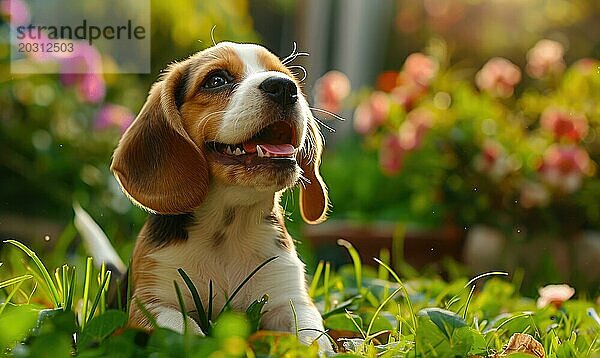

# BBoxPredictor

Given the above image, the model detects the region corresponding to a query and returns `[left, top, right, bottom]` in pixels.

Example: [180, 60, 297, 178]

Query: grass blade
[290, 299, 298, 336]
[445, 271, 508, 310]
[4, 240, 61, 307]
[337, 239, 362, 291]
[0, 274, 33, 289]
[208, 279, 213, 323]
[217, 256, 278, 317]
[309, 260, 325, 298]
[99, 263, 107, 315]
[87, 271, 111, 322]
[0, 280, 27, 315]
[173, 280, 188, 335]
[81, 257, 93, 328]
[461, 285, 476, 320]
[366, 286, 403, 338]
[177, 268, 209, 333]
[373, 257, 417, 332]
[135, 298, 158, 329]
[324, 262, 331, 312]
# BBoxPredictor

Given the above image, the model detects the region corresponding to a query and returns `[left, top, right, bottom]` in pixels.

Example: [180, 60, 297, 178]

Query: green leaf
[78, 310, 127, 348]
[25, 332, 73, 358]
[416, 308, 482, 356]
[418, 307, 467, 339]
[325, 313, 363, 333]
[321, 294, 362, 319]
[245, 294, 268, 333]
[0, 304, 39, 350]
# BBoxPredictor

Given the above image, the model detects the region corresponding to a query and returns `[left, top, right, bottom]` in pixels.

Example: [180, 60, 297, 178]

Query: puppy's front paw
[155, 307, 205, 336]
[298, 329, 334, 354]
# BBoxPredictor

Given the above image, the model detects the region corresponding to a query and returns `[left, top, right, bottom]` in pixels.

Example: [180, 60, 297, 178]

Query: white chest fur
[142, 182, 305, 318]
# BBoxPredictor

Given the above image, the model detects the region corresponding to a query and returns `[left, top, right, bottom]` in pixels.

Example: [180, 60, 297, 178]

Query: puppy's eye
[203, 70, 233, 89]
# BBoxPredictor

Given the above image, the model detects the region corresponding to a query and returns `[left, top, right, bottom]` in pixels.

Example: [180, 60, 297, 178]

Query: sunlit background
[2, 0, 600, 297]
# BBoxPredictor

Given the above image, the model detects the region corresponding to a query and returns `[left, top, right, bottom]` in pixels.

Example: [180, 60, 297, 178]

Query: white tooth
[256, 145, 264, 157]
[234, 148, 243, 155]
[225, 146, 233, 155]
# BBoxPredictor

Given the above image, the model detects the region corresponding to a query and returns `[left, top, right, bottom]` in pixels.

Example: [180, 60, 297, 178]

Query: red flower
[541, 108, 588, 142]
[353, 91, 390, 134]
[475, 57, 521, 98]
[376, 71, 399, 92]
[539, 145, 591, 193]
[313, 70, 351, 114]
[526, 39, 565, 78]
[379, 134, 405, 175]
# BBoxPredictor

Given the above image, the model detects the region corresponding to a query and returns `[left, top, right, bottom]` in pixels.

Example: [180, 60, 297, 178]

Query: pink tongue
[242, 143, 296, 156]
[259, 144, 296, 156]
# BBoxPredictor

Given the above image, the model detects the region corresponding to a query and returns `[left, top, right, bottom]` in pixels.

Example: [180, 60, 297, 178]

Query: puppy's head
[111, 42, 328, 224]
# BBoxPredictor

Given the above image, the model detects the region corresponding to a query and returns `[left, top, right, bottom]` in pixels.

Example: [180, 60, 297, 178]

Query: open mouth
[207, 121, 298, 164]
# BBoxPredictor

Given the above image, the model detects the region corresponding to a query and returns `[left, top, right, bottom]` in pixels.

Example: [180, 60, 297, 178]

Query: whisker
[210, 25, 218, 46]
[281, 41, 298, 64]
[312, 117, 336, 133]
[282, 41, 310, 65]
[288, 65, 307, 82]
[298, 174, 311, 189]
[198, 110, 227, 136]
[309, 107, 346, 121]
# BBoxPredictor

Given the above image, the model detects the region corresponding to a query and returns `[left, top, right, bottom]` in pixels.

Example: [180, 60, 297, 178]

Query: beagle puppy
[111, 42, 332, 352]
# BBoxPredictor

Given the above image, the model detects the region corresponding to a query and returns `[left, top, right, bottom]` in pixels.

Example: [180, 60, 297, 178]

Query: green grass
[1, 239, 599, 357]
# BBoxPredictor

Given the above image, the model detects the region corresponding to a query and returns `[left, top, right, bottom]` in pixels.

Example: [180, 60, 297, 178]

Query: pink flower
[402, 53, 438, 87]
[353, 91, 390, 134]
[539, 145, 591, 193]
[526, 39, 565, 78]
[475, 57, 521, 98]
[390, 81, 428, 111]
[572, 58, 600, 75]
[541, 108, 588, 142]
[520, 181, 550, 209]
[379, 134, 405, 175]
[474, 140, 513, 180]
[59, 44, 106, 103]
[398, 107, 433, 150]
[2, 0, 30, 26]
[537, 284, 575, 309]
[94, 104, 134, 133]
[77, 73, 106, 103]
[313, 70, 351, 114]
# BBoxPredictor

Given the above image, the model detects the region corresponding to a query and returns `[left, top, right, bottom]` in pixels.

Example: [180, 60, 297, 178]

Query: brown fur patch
[223, 208, 235, 226]
[276, 234, 293, 251]
[257, 50, 294, 78]
[212, 231, 226, 247]
[266, 209, 294, 252]
[127, 237, 161, 330]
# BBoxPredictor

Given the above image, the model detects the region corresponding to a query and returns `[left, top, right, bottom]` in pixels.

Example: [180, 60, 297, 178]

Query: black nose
[259, 77, 298, 107]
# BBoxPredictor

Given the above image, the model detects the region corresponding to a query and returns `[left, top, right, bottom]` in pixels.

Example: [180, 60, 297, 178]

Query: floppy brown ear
[299, 119, 329, 224]
[111, 65, 209, 214]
